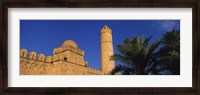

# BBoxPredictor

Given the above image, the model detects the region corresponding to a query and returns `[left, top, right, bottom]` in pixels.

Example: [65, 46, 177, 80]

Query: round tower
[100, 25, 115, 74]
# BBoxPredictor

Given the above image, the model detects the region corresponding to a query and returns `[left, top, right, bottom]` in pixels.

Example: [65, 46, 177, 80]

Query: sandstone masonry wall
[20, 40, 103, 75]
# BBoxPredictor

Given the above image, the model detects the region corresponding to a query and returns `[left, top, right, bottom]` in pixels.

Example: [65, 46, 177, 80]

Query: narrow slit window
[64, 57, 67, 61]
[22, 52, 25, 57]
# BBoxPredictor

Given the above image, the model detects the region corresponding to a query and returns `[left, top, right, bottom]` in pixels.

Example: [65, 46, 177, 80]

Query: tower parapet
[53, 41, 84, 56]
[53, 40, 87, 66]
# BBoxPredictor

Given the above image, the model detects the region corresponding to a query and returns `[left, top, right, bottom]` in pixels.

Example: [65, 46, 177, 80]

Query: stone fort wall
[20, 40, 103, 75]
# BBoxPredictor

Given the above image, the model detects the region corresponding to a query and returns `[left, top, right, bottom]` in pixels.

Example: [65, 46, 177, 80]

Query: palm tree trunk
[136, 65, 146, 75]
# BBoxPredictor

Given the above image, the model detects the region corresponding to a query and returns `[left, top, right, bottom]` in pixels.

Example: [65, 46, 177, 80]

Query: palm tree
[110, 35, 161, 75]
[155, 30, 180, 75]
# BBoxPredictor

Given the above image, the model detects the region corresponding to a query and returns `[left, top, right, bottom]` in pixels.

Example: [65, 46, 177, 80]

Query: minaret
[100, 25, 115, 74]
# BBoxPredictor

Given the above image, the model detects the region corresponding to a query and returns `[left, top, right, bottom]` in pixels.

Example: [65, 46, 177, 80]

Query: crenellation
[29, 51, 37, 60]
[38, 54, 45, 61]
[87, 67, 102, 75]
[46, 56, 53, 63]
[20, 49, 28, 57]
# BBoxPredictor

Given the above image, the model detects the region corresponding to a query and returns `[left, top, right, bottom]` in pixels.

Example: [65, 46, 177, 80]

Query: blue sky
[20, 20, 180, 70]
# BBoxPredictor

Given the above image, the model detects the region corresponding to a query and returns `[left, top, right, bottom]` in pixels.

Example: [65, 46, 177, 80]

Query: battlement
[20, 49, 52, 62]
[20, 48, 103, 75]
[100, 25, 112, 34]
[87, 67, 103, 75]
[20, 48, 96, 75]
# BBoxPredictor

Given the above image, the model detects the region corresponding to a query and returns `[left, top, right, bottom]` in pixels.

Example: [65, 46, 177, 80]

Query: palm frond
[145, 40, 161, 61]
[143, 36, 152, 47]
[110, 54, 133, 66]
[110, 64, 135, 75]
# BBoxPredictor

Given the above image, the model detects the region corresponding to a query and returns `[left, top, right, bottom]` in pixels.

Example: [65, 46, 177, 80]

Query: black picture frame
[1, 0, 199, 95]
